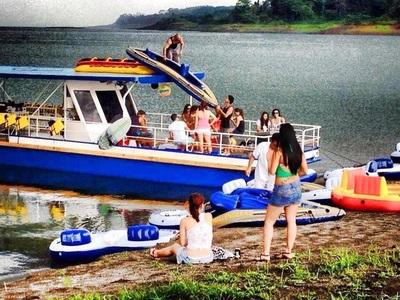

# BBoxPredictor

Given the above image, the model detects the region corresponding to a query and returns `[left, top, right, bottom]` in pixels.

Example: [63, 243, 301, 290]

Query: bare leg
[263, 205, 283, 256]
[204, 134, 212, 153]
[284, 204, 298, 254]
[152, 243, 180, 258]
[197, 132, 204, 153]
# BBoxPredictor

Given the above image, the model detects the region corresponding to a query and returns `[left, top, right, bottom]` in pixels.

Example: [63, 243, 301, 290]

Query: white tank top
[186, 213, 213, 250]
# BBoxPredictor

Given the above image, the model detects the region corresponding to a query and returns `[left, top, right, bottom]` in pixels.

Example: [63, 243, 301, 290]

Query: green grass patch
[69, 246, 400, 300]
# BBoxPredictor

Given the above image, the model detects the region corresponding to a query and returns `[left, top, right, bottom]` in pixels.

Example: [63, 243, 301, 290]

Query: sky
[0, 0, 238, 27]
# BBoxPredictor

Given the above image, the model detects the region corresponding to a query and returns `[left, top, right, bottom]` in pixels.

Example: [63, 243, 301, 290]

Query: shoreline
[2, 210, 400, 299]
[1, 23, 400, 36]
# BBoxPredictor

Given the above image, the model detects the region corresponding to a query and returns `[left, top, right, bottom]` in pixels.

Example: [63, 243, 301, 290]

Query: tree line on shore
[115, 0, 399, 29]
[232, 0, 399, 23]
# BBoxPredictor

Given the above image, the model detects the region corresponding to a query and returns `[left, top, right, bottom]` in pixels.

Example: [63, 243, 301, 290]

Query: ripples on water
[0, 28, 399, 169]
[0, 185, 181, 279]
[0, 28, 399, 278]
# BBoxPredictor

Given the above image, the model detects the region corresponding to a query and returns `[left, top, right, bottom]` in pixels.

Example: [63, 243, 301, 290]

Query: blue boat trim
[0, 66, 205, 83]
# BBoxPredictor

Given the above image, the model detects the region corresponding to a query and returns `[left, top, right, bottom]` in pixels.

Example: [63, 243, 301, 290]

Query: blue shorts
[176, 246, 213, 264]
[269, 180, 302, 207]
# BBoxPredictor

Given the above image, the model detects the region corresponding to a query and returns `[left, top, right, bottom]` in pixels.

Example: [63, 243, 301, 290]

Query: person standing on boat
[256, 111, 271, 135]
[260, 123, 308, 262]
[245, 133, 279, 191]
[215, 95, 234, 153]
[195, 101, 217, 154]
[270, 108, 286, 133]
[162, 33, 184, 63]
[149, 193, 213, 264]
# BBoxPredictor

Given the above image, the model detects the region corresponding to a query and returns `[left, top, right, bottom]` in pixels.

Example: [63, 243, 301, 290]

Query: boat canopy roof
[0, 66, 205, 84]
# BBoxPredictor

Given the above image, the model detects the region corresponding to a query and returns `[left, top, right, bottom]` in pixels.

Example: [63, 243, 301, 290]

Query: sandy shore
[2, 209, 400, 299]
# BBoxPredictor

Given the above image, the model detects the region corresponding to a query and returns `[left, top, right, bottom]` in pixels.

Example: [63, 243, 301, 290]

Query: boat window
[96, 91, 123, 123]
[74, 90, 101, 123]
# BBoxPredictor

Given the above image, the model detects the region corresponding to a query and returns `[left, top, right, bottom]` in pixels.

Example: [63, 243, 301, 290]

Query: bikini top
[276, 164, 296, 177]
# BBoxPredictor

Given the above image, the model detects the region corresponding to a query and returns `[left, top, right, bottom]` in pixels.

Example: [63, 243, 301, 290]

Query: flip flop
[275, 252, 295, 259]
[257, 254, 270, 262]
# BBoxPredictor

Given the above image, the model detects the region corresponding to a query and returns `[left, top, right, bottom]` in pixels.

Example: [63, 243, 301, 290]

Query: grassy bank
[69, 246, 400, 300]
[158, 20, 400, 35]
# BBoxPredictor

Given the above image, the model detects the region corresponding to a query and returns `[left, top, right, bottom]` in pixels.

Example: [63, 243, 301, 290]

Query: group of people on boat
[150, 123, 308, 263]
[167, 96, 286, 155]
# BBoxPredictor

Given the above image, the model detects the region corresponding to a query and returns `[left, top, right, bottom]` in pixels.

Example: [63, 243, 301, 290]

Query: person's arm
[179, 218, 187, 247]
[162, 38, 172, 59]
[179, 37, 184, 55]
[267, 148, 274, 171]
[194, 112, 199, 129]
[298, 154, 308, 176]
[269, 149, 281, 175]
[218, 106, 233, 119]
[245, 154, 255, 177]
[256, 120, 262, 133]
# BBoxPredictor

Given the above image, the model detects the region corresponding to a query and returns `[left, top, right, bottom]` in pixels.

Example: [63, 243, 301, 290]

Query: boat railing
[146, 112, 321, 151]
[2, 110, 320, 158]
[146, 112, 171, 129]
[123, 124, 264, 155]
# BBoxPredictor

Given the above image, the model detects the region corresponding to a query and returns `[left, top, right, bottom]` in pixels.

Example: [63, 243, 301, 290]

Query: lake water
[0, 28, 399, 279]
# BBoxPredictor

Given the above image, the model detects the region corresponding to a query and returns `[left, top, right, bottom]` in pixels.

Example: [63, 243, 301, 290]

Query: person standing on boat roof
[162, 33, 184, 63]
[245, 133, 279, 191]
[215, 95, 234, 153]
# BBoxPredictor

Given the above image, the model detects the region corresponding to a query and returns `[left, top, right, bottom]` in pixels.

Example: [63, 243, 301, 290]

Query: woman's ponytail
[188, 193, 205, 222]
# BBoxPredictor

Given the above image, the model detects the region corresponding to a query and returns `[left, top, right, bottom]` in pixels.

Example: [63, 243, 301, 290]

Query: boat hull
[0, 144, 249, 200]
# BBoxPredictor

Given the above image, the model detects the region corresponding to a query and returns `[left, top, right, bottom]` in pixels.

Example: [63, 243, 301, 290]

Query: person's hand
[215, 105, 221, 112]
[245, 167, 251, 177]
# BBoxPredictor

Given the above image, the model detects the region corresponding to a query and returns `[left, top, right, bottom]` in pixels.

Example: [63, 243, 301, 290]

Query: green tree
[232, 0, 258, 23]
[271, 0, 316, 20]
[388, 0, 400, 21]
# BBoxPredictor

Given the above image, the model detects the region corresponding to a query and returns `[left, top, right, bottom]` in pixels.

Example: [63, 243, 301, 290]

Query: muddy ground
[2, 209, 400, 299]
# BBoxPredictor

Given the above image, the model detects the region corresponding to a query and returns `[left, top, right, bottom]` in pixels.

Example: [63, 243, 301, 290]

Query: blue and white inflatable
[49, 225, 177, 263]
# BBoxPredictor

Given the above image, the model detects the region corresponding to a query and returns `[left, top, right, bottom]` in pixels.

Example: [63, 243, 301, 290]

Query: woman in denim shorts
[260, 123, 308, 261]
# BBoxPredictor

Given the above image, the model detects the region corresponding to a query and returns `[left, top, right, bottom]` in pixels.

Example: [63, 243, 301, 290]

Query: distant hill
[113, 6, 234, 29]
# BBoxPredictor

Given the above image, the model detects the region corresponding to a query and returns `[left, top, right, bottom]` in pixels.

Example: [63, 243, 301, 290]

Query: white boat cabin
[0, 70, 321, 161]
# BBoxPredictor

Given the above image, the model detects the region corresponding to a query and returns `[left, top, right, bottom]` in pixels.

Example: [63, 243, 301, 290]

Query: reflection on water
[0, 184, 181, 280]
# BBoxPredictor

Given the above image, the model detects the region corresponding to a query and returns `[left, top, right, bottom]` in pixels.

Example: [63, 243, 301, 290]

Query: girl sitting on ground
[150, 193, 213, 264]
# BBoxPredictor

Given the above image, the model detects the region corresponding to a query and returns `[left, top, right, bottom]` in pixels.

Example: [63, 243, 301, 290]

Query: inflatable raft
[74, 57, 155, 75]
[149, 180, 344, 229]
[49, 225, 177, 263]
[331, 168, 400, 212]
[390, 142, 400, 163]
[126, 48, 218, 107]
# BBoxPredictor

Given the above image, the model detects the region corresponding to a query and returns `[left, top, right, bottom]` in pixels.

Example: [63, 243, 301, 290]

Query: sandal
[257, 254, 270, 262]
[275, 252, 295, 259]
[149, 248, 157, 258]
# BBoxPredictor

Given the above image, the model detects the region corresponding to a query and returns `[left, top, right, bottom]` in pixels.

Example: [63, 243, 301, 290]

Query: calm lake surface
[0, 28, 399, 279]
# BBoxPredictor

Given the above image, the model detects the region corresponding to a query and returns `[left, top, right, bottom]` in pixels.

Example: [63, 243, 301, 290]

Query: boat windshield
[96, 91, 123, 123]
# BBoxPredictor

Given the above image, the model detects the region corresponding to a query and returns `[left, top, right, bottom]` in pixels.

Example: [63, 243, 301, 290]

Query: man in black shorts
[162, 33, 184, 63]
